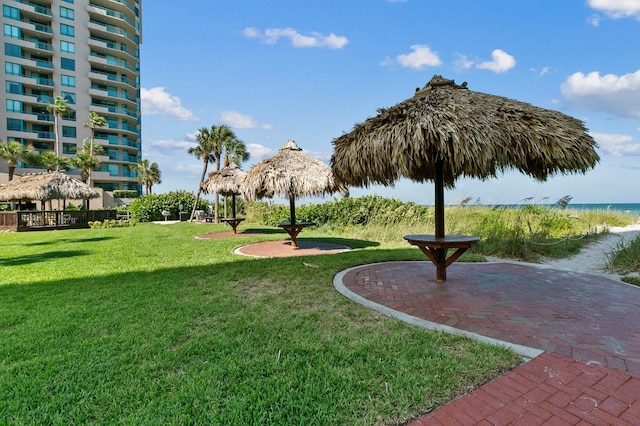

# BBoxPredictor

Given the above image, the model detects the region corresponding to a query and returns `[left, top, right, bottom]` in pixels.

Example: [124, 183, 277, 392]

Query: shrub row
[88, 219, 136, 228]
[127, 191, 208, 222]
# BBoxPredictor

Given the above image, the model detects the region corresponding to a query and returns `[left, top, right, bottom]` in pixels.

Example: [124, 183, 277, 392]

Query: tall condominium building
[1, 0, 142, 192]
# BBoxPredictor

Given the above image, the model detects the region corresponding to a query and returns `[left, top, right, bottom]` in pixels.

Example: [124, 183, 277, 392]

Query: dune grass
[0, 222, 521, 425]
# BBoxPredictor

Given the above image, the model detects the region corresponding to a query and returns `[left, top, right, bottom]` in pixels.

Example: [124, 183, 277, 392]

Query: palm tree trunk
[190, 160, 209, 221]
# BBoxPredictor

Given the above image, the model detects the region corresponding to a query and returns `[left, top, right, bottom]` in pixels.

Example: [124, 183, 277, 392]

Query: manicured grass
[1, 223, 520, 425]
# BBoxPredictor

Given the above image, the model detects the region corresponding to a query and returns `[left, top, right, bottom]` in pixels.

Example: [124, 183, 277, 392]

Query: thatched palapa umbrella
[0, 171, 99, 209]
[243, 139, 348, 247]
[201, 164, 246, 219]
[331, 75, 599, 280]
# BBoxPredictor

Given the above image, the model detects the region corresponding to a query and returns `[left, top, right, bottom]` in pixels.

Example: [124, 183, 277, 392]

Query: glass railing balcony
[120, 75, 137, 87]
[32, 40, 54, 51]
[32, 22, 53, 34]
[89, 3, 137, 28]
[34, 77, 55, 86]
[33, 59, 54, 69]
[35, 130, 55, 139]
[12, 0, 53, 16]
[88, 20, 136, 43]
[122, 154, 139, 162]
[36, 113, 54, 121]
[35, 94, 54, 104]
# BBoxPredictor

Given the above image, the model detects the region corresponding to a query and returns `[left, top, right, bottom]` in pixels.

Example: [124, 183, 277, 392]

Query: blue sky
[140, 0, 640, 205]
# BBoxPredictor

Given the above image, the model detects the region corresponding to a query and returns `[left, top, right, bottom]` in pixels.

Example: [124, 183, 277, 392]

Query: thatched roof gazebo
[331, 75, 599, 281]
[201, 164, 247, 233]
[0, 171, 99, 208]
[243, 139, 348, 247]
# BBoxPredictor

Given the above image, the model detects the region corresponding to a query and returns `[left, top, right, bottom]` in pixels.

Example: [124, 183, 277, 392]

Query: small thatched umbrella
[201, 164, 246, 219]
[331, 75, 599, 280]
[243, 139, 348, 247]
[0, 171, 99, 209]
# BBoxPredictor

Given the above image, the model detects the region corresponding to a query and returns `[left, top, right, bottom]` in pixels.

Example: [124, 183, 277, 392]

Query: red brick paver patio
[335, 261, 640, 425]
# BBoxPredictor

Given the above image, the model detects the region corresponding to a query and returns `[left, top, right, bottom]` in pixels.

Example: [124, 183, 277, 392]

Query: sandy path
[533, 222, 640, 277]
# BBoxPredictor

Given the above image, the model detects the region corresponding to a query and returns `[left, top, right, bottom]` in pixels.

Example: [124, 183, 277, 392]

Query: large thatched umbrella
[201, 164, 246, 219]
[331, 75, 599, 280]
[0, 171, 99, 209]
[243, 139, 348, 247]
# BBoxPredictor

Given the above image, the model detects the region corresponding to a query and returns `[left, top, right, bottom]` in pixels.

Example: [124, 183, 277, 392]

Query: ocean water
[567, 203, 640, 216]
[487, 203, 640, 216]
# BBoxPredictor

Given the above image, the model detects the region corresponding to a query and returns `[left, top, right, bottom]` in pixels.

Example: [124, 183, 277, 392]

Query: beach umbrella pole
[232, 194, 236, 219]
[289, 194, 296, 225]
[434, 159, 447, 280]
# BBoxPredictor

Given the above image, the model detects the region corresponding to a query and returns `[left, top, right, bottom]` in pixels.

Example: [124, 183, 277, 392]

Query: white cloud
[147, 139, 196, 150]
[476, 49, 516, 73]
[592, 132, 640, 156]
[453, 53, 475, 71]
[588, 0, 640, 19]
[141, 87, 198, 121]
[243, 27, 348, 49]
[220, 111, 274, 130]
[247, 143, 275, 162]
[587, 14, 601, 26]
[560, 70, 640, 119]
[382, 44, 441, 70]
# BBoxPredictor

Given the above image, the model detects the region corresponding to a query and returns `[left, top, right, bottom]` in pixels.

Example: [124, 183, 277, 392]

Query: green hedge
[128, 191, 208, 222]
[246, 195, 432, 227]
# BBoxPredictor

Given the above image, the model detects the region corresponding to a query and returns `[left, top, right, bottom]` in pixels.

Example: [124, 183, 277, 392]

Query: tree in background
[0, 140, 35, 180]
[34, 151, 70, 172]
[70, 139, 105, 183]
[133, 159, 161, 195]
[221, 137, 250, 216]
[82, 112, 107, 186]
[187, 125, 238, 222]
[46, 96, 70, 168]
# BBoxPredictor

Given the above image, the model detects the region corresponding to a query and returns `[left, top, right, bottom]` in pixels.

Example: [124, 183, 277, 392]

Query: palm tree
[35, 151, 70, 172]
[223, 138, 250, 168]
[70, 139, 105, 183]
[0, 140, 35, 180]
[187, 125, 237, 222]
[221, 138, 250, 216]
[46, 96, 70, 168]
[82, 112, 106, 186]
[133, 159, 161, 195]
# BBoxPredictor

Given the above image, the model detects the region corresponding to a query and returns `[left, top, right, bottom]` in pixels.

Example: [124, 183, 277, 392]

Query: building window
[60, 6, 74, 20]
[61, 57, 75, 70]
[5, 80, 21, 94]
[61, 75, 76, 87]
[63, 143, 77, 155]
[61, 92, 76, 104]
[6, 99, 22, 112]
[3, 23, 20, 38]
[60, 23, 75, 37]
[61, 40, 75, 53]
[62, 0, 74, 3]
[4, 43, 21, 57]
[5, 62, 21, 75]
[3, 5, 20, 19]
[6, 118, 24, 131]
[62, 126, 76, 138]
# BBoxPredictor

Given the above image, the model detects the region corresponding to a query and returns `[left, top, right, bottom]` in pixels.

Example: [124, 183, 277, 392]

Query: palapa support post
[434, 159, 447, 281]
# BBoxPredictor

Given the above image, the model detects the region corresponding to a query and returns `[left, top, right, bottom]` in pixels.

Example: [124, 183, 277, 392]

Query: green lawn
[0, 223, 520, 425]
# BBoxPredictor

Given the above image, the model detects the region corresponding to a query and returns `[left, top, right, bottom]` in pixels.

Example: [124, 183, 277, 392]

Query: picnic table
[404, 234, 479, 282]
[221, 218, 245, 234]
[277, 221, 314, 248]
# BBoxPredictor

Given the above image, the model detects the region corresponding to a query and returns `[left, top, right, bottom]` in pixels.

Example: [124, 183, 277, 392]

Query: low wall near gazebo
[0, 210, 117, 232]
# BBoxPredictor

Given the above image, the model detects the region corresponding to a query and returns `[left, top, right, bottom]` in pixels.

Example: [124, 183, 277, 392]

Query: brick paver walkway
[336, 261, 640, 425]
